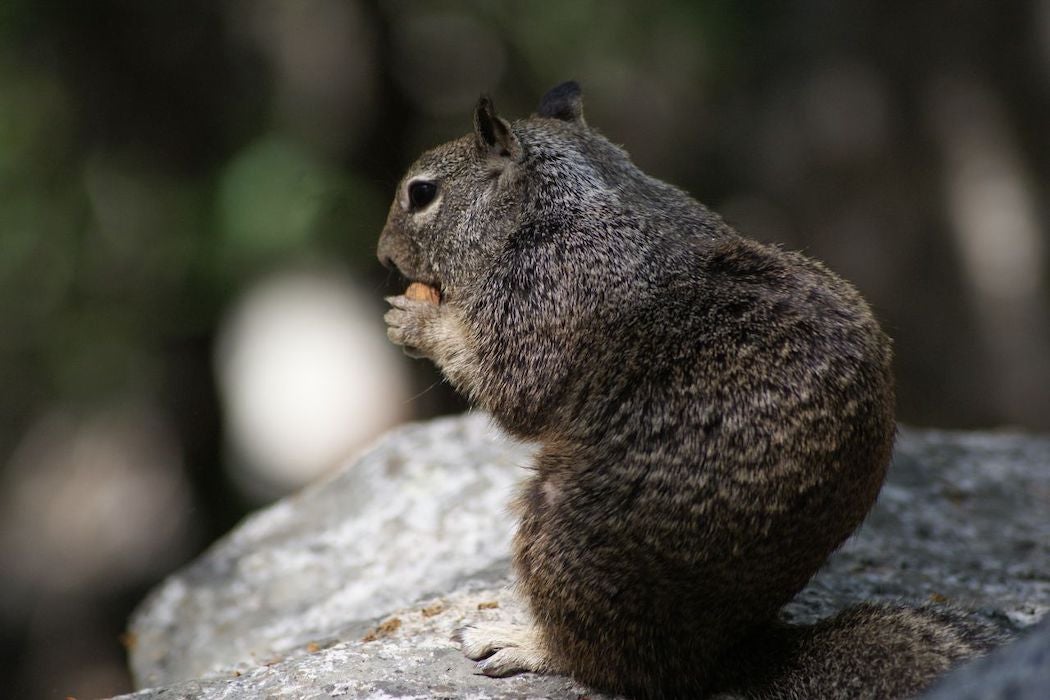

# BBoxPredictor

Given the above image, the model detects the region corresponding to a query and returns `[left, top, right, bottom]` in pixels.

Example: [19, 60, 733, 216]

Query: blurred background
[1, 1, 1048, 697]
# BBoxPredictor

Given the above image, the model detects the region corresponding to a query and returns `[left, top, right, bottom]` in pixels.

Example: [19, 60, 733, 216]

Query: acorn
[405, 282, 441, 304]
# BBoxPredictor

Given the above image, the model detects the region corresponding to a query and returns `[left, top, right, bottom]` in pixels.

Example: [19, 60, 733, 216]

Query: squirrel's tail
[709, 603, 1006, 699]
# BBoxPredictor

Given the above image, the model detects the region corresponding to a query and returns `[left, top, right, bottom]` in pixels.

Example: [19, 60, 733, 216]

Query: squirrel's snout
[379, 252, 409, 284]
[376, 227, 401, 272]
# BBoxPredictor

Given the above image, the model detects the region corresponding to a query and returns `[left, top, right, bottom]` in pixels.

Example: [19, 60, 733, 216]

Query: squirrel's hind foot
[453, 622, 554, 677]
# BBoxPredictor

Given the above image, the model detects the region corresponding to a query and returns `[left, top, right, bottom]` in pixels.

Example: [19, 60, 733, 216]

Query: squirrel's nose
[376, 234, 405, 278]
[376, 227, 397, 270]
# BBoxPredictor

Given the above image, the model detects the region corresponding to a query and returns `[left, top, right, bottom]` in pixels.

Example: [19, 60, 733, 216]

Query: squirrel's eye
[408, 181, 437, 210]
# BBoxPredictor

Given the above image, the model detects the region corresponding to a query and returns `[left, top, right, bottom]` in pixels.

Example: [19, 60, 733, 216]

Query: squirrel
[377, 82, 1002, 699]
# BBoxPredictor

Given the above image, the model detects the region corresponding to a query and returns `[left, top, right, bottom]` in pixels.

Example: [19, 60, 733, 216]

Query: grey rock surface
[121, 416, 1050, 699]
[127, 413, 533, 690]
[924, 613, 1050, 700]
[122, 562, 598, 700]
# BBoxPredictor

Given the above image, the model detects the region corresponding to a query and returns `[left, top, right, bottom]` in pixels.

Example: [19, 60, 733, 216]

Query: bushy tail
[709, 603, 1007, 700]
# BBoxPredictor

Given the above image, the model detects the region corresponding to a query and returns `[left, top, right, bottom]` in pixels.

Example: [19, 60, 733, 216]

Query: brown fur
[379, 82, 1001, 698]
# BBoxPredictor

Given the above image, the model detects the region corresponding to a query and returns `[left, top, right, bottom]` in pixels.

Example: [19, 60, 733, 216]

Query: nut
[405, 282, 441, 304]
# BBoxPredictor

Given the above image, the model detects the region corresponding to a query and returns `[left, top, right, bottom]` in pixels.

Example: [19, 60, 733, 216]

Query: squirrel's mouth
[377, 229, 443, 297]
[384, 260, 443, 301]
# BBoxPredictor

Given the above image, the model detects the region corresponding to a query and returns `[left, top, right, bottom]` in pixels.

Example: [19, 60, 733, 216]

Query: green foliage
[216, 137, 332, 270]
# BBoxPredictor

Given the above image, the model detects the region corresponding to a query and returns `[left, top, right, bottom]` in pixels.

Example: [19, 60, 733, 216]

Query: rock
[924, 613, 1050, 700]
[120, 562, 597, 699]
[119, 417, 1050, 699]
[126, 413, 532, 690]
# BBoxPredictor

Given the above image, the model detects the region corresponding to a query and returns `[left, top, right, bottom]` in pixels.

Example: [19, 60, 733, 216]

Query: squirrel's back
[511, 231, 898, 697]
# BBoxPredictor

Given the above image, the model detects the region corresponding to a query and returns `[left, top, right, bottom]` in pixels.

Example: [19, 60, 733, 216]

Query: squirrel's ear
[474, 96, 522, 161]
[537, 80, 585, 124]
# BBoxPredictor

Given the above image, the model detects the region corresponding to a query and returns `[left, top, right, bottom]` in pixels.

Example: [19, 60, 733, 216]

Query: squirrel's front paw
[384, 294, 440, 359]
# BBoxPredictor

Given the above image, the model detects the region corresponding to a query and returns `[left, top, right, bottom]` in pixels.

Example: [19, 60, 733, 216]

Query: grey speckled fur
[377, 82, 1004, 699]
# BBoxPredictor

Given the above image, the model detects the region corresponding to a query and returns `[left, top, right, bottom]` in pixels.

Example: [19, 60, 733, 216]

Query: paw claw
[475, 647, 544, 677]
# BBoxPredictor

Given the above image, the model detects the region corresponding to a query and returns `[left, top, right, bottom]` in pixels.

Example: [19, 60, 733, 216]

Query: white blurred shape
[927, 76, 1050, 424]
[0, 404, 192, 604]
[930, 78, 1043, 304]
[216, 269, 409, 500]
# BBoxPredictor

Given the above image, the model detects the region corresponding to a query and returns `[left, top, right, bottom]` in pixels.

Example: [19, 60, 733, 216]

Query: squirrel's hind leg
[453, 622, 555, 677]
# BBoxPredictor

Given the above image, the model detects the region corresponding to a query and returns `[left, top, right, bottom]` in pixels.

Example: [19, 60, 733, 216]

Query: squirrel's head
[377, 81, 590, 301]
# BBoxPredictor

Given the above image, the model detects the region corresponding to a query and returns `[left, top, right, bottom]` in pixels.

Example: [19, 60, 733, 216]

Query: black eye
[408, 181, 437, 210]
